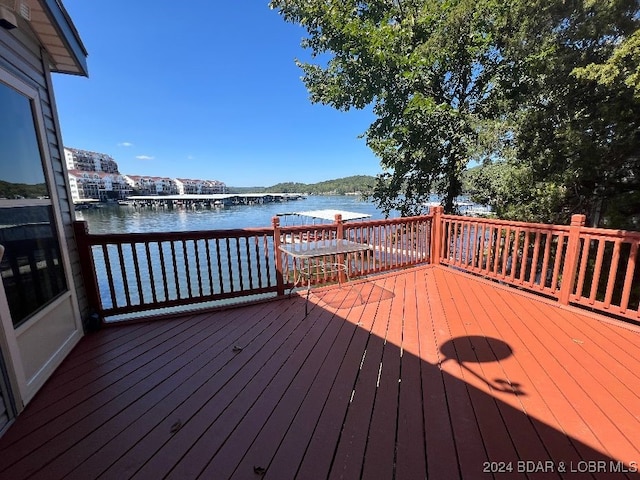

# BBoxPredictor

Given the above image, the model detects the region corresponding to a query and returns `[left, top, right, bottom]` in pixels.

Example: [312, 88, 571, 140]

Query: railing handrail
[80, 226, 275, 244]
[441, 213, 572, 232]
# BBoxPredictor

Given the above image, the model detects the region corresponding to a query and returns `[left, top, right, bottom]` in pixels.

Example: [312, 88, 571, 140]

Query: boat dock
[118, 193, 305, 209]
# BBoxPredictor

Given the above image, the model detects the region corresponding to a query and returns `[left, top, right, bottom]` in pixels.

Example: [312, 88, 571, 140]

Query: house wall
[0, 27, 89, 323]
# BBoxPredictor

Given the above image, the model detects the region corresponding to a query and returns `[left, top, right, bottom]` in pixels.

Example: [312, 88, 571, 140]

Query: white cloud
[118, 142, 134, 147]
[136, 155, 154, 160]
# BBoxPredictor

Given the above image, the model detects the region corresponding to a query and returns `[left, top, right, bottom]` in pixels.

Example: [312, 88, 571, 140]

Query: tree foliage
[229, 175, 376, 195]
[271, 0, 640, 227]
[484, 0, 640, 228]
[270, 0, 509, 215]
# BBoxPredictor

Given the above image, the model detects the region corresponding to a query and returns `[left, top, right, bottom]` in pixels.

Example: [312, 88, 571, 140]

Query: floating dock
[120, 193, 305, 209]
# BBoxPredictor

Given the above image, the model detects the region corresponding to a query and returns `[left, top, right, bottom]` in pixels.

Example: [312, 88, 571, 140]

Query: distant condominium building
[65, 147, 131, 202]
[68, 170, 132, 201]
[64, 147, 119, 174]
[65, 147, 228, 201]
[175, 178, 228, 195]
[123, 175, 179, 195]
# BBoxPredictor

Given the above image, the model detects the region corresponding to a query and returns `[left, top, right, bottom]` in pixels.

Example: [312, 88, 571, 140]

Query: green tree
[270, 0, 510, 215]
[495, 0, 640, 228]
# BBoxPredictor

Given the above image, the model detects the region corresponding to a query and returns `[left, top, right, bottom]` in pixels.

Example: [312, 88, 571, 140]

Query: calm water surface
[76, 195, 401, 234]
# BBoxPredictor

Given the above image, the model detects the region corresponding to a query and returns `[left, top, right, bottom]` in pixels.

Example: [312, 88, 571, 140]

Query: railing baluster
[131, 242, 143, 305]
[236, 238, 244, 291]
[528, 231, 541, 287]
[540, 233, 552, 291]
[194, 240, 203, 297]
[205, 239, 214, 295]
[102, 244, 117, 309]
[158, 241, 169, 301]
[171, 241, 180, 300]
[517, 230, 528, 284]
[604, 240, 621, 308]
[619, 242, 637, 313]
[589, 239, 606, 304]
[216, 238, 224, 293]
[145, 242, 157, 304]
[550, 234, 565, 293]
[575, 235, 591, 300]
[116, 244, 131, 308]
[226, 238, 234, 292]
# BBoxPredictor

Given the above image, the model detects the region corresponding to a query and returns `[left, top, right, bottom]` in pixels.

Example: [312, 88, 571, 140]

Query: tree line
[270, 0, 639, 229]
[230, 175, 376, 195]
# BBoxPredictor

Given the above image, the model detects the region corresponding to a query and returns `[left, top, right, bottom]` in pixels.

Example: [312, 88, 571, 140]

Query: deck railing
[571, 225, 640, 320]
[73, 222, 278, 319]
[74, 209, 639, 324]
[430, 207, 640, 322]
[74, 214, 433, 321]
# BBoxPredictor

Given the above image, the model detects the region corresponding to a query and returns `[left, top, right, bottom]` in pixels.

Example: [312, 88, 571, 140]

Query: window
[0, 78, 68, 328]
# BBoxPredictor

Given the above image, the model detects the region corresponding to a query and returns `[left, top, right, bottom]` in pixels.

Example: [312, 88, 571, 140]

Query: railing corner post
[558, 214, 586, 305]
[430, 206, 444, 265]
[272, 216, 285, 296]
[72, 220, 103, 321]
[335, 214, 344, 241]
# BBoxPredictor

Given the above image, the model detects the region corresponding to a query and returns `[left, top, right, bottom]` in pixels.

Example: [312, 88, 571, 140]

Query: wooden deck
[1, 265, 639, 479]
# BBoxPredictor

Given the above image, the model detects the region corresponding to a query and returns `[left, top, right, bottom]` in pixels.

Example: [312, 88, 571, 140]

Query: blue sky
[52, 1, 382, 187]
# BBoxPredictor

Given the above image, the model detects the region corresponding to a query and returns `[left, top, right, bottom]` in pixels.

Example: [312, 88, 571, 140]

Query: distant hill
[229, 175, 376, 195]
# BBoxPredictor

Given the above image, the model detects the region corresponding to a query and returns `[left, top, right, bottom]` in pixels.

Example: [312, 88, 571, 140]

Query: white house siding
[0, 27, 88, 321]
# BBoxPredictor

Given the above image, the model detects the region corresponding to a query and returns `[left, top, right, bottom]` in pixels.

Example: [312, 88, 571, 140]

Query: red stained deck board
[328, 274, 406, 480]
[437, 268, 558, 480]
[227, 277, 391, 480]
[4, 313, 216, 444]
[419, 269, 463, 480]
[394, 271, 429, 480]
[167, 285, 359, 479]
[489, 283, 640, 469]
[358, 274, 403, 480]
[1, 265, 639, 480]
[263, 275, 398, 480]
[432, 269, 516, 480]
[3, 306, 274, 479]
[104, 297, 311, 479]
[33, 301, 286, 480]
[453, 270, 589, 474]
[294, 280, 392, 480]
[445, 268, 638, 479]
[0, 313, 216, 472]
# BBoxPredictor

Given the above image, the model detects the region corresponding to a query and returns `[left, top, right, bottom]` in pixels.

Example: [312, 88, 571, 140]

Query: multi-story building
[64, 147, 119, 174]
[65, 148, 227, 200]
[68, 171, 132, 201]
[65, 148, 130, 201]
[123, 175, 179, 195]
[175, 178, 227, 195]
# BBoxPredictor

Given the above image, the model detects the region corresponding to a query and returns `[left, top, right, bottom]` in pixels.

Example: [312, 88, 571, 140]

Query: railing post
[73, 220, 103, 322]
[335, 214, 347, 283]
[430, 206, 444, 265]
[272, 216, 285, 296]
[558, 214, 586, 305]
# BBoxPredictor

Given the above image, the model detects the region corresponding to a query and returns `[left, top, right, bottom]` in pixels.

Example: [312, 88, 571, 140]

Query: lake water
[76, 195, 402, 234]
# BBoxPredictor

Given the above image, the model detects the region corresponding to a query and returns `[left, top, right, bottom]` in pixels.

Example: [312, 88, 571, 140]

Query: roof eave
[39, 0, 88, 76]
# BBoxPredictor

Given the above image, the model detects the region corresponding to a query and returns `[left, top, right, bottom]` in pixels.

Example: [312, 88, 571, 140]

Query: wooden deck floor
[1, 265, 639, 480]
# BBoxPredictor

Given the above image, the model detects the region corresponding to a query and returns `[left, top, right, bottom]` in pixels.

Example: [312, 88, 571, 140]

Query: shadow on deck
[0, 265, 639, 479]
